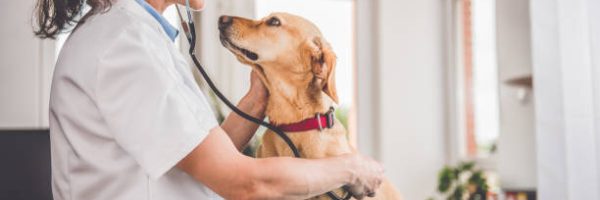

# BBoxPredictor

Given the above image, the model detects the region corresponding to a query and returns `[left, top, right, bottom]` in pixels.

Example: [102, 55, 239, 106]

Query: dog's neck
[265, 79, 335, 125]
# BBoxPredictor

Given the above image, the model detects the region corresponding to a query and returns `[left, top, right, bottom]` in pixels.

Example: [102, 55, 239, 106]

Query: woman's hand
[347, 154, 385, 199]
[243, 70, 269, 112]
[219, 70, 268, 151]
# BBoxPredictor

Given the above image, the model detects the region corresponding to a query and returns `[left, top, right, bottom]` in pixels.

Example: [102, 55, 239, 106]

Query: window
[455, 0, 499, 158]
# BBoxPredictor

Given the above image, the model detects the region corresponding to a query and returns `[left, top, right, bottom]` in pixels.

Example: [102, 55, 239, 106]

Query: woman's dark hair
[34, 0, 113, 39]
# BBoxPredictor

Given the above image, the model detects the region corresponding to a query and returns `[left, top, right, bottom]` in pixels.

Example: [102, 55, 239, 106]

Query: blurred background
[1, 0, 600, 199]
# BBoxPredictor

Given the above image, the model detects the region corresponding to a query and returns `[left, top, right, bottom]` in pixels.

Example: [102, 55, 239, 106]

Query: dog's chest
[259, 123, 353, 159]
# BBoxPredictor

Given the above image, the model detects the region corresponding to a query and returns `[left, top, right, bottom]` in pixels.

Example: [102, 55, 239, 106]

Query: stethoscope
[175, 1, 351, 199]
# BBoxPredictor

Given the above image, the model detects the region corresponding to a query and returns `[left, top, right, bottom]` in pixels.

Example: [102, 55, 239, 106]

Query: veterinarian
[35, 0, 383, 199]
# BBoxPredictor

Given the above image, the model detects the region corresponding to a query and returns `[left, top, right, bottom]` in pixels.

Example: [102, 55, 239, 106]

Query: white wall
[0, 0, 54, 129]
[356, 0, 380, 159]
[375, 0, 446, 199]
[495, 0, 537, 189]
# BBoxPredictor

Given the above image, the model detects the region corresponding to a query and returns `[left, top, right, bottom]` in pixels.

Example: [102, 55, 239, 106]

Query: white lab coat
[49, 0, 221, 199]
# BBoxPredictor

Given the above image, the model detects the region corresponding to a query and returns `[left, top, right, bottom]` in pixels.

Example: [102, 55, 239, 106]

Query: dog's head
[218, 13, 338, 103]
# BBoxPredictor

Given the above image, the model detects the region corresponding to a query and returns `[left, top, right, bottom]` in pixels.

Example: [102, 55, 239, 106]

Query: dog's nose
[219, 16, 233, 30]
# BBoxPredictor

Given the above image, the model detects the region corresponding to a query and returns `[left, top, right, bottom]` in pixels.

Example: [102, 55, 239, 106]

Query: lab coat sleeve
[95, 26, 218, 179]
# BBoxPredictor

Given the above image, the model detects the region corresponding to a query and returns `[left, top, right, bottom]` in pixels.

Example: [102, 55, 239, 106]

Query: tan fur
[219, 13, 401, 200]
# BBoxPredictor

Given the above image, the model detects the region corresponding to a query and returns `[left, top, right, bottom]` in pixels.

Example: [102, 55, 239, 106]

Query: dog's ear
[304, 37, 338, 103]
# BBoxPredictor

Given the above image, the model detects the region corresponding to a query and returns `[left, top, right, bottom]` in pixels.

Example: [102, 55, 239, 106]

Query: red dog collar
[276, 107, 336, 132]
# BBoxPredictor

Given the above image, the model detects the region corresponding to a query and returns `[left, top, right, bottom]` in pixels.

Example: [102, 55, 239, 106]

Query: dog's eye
[266, 17, 281, 27]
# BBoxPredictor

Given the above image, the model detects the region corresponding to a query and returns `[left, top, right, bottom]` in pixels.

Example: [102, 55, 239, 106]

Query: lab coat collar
[134, 0, 179, 42]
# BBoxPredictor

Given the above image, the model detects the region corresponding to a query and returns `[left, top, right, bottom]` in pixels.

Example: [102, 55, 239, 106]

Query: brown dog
[218, 12, 401, 200]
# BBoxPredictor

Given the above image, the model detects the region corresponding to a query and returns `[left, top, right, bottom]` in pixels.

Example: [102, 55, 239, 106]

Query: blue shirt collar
[135, 0, 179, 41]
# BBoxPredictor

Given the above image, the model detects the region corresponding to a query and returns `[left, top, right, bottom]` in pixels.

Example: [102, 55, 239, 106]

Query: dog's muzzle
[218, 16, 260, 61]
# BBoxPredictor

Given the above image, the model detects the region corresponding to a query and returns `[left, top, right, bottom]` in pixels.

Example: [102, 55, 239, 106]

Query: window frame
[444, 0, 498, 170]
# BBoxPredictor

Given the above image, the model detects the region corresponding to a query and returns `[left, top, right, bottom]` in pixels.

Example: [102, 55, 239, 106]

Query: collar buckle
[325, 107, 335, 129]
[316, 113, 324, 132]
[316, 107, 335, 132]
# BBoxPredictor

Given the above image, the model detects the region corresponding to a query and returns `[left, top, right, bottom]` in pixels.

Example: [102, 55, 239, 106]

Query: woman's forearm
[178, 127, 356, 199]
[249, 155, 356, 199]
[220, 93, 266, 151]
[178, 128, 381, 200]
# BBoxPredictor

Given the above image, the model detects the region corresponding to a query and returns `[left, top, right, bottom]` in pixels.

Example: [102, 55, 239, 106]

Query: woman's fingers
[348, 153, 385, 199]
[250, 70, 267, 94]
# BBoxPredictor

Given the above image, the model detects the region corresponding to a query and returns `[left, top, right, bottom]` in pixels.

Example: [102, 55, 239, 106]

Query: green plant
[335, 106, 349, 130]
[431, 161, 488, 200]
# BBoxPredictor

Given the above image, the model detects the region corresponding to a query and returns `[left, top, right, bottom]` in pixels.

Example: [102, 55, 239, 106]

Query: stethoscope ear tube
[175, 4, 351, 199]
